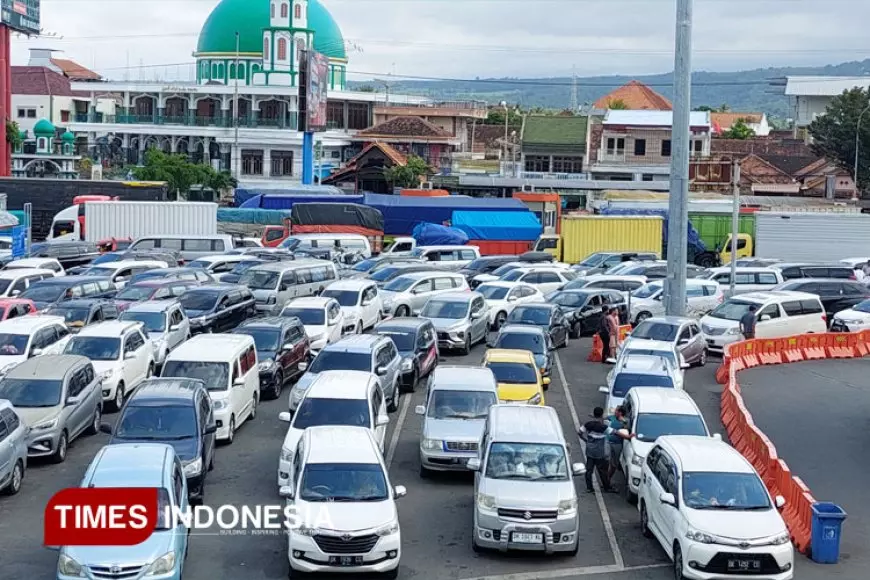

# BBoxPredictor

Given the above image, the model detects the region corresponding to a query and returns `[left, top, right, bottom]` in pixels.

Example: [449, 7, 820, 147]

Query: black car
[220, 258, 266, 284]
[458, 255, 517, 282]
[368, 264, 440, 287]
[491, 324, 554, 381]
[775, 278, 870, 321]
[348, 255, 422, 277]
[180, 284, 256, 334]
[102, 377, 216, 504]
[45, 298, 119, 332]
[504, 303, 570, 348]
[571, 251, 659, 276]
[19, 276, 117, 311]
[774, 263, 856, 281]
[232, 317, 311, 399]
[547, 289, 628, 337]
[374, 317, 438, 391]
[30, 241, 101, 269]
[129, 267, 215, 285]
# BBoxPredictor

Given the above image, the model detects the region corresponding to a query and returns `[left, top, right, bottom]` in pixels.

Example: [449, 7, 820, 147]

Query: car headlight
[686, 528, 716, 544]
[527, 393, 542, 405]
[400, 358, 413, 372]
[183, 457, 203, 477]
[726, 327, 741, 335]
[376, 521, 400, 536]
[100, 369, 115, 380]
[557, 498, 577, 514]
[422, 438, 442, 451]
[191, 316, 206, 325]
[280, 447, 293, 462]
[146, 551, 176, 576]
[631, 454, 644, 466]
[839, 319, 861, 326]
[477, 493, 496, 510]
[58, 553, 84, 577]
[33, 417, 59, 431]
[449, 330, 465, 339]
[212, 399, 228, 410]
[266, 296, 277, 305]
[258, 359, 276, 371]
[291, 387, 308, 402]
[769, 532, 791, 546]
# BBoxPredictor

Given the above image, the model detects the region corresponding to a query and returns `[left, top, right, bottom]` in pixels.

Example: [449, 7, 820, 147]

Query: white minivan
[279, 233, 372, 258]
[161, 334, 260, 444]
[241, 260, 339, 314]
[320, 279, 383, 333]
[701, 267, 783, 297]
[412, 246, 480, 271]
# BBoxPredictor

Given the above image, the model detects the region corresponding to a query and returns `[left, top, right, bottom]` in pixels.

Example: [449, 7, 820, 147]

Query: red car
[0, 298, 37, 320]
[112, 279, 200, 311]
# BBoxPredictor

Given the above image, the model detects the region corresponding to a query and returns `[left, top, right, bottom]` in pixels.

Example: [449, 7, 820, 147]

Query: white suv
[64, 320, 155, 410]
[0, 315, 72, 375]
[280, 297, 344, 353]
[321, 279, 383, 334]
[280, 425, 405, 578]
[476, 281, 544, 329]
[599, 354, 683, 414]
[639, 436, 793, 580]
[630, 279, 723, 324]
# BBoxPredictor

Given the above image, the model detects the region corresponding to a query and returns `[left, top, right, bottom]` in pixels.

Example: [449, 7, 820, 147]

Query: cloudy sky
[11, 0, 870, 82]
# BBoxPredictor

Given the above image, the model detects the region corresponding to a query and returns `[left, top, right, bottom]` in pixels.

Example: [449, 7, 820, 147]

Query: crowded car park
[5, 229, 870, 580]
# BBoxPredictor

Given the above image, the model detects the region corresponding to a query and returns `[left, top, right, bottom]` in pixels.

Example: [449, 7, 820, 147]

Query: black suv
[547, 288, 628, 337]
[374, 317, 438, 391]
[776, 278, 870, 320]
[45, 298, 119, 332]
[504, 303, 570, 348]
[774, 263, 856, 281]
[180, 284, 257, 334]
[232, 317, 311, 399]
[30, 241, 101, 269]
[458, 255, 517, 282]
[102, 377, 216, 504]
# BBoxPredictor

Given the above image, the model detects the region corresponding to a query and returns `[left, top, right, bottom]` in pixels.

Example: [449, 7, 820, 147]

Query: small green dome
[196, 0, 347, 61]
[18, 130, 27, 140]
[33, 118, 56, 136]
[61, 130, 75, 143]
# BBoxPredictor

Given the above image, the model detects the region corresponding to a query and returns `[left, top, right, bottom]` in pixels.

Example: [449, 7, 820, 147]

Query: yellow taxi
[482, 348, 548, 405]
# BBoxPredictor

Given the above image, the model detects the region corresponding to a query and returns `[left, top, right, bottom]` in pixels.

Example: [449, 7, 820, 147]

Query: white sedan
[831, 298, 870, 332]
[475, 281, 544, 329]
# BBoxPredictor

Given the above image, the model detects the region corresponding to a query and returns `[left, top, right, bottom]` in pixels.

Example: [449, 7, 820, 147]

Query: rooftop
[593, 80, 673, 111]
[0, 314, 65, 332]
[88, 444, 172, 488]
[521, 115, 588, 153]
[307, 371, 376, 400]
[633, 388, 702, 416]
[170, 333, 254, 361]
[431, 365, 497, 390]
[75, 320, 143, 337]
[11, 66, 89, 97]
[603, 109, 711, 128]
[358, 116, 452, 140]
[49, 58, 101, 81]
[711, 112, 764, 131]
[305, 426, 381, 464]
[784, 75, 870, 97]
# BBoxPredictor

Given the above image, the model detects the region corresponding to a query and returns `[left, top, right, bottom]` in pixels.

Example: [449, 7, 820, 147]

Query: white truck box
[84, 201, 218, 242]
[755, 212, 870, 262]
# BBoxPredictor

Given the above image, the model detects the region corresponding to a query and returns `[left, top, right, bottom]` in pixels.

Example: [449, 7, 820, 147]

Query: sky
[10, 0, 870, 82]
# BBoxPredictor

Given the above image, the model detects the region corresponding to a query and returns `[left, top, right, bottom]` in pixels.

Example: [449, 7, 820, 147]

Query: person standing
[607, 406, 628, 485]
[739, 304, 758, 340]
[598, 306, 613, 363]
[607, 307, 620, 361]
[579, 406, 633, 493]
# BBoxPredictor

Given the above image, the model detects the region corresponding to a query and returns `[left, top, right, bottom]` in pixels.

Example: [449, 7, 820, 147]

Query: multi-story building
[784, 76, 870, 139]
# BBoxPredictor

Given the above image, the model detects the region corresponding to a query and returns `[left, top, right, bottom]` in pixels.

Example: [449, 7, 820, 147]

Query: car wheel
[568, 536, 579, 557]
[471, 532, 482, 554]
[571, 322, 582, 339]
[560, 333, 569, 349]
[356, 322, 363, 334]
[636, 312, 651, 324]
[3, 460, 23, 495]
[387, 387, 399, 413]
[640, 502, 653, 538]
[673, 543, 684, 580]
[52, 431, 69, 464]
[382, 567, 399, 580]
[86, 405, 101, 436]
[461, 335, 471, 356]
[226, 416, 235, 445]
[395, 305, 410, 318]
[146, 363, 154, 379]
[208, 451, 215, 472]
[404, 370, 417, 393]
[494, 311, 507, 329]
[419, 464, 429, 478]
[697, 349, 708, 367]
[272, 371, 284, 400]
[250, 394, 258, 420]
[625, 485, 638, 505]
[112, 382, 125, 412]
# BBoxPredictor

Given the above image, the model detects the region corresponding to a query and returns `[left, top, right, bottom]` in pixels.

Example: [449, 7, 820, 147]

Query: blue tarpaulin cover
[217, 208, 293, 225]
[234, 185, 347, 206]
[239, 194, 365, 210]
[451, 210, 542, 241]
[411, 223, 469, 246]
[598, 208, 707, 252]
[363, 193, 528, 235]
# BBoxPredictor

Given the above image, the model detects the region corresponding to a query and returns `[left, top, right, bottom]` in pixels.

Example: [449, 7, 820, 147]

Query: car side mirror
[279, 284, 289, 292]
[361, 299, 372, 306]
[571, 462, 586, 476]
[712, 433, 722, 441]
[278, 412, 292, 423]
[10, 289, 20, 296]
[376, 414, 389, 427]
[659, 492, 676, 506]
[598, 385, 609, 394]
[169, 324, 181, 331]
[678, 338, 689, 345]
[394, 485, 407, 499]
[760, 314, 771, 322]
[543, 376, 551, 386]
[217, 304, 226, 311]
[233, 377, 245, 387]
[99, 423, 113, 434]
[30, 348, 43, 357]
[376, 365, 388, 376]
[204, 423, 217, 434]
[124, 351, 136, 360]
[507, 296, 517, 303]
[279, 485, 294, 499]
[466, 458, 481, 471]
[281, 343, 293, 352]
[775, 495, 786, 509]
[298, 362, 308, 372]
[680, 357, 690, 370]
[65, 395, 80, 407]
[414, 404, 425, 415]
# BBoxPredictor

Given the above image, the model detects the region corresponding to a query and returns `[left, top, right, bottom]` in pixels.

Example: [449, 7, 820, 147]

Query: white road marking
[555, 351, 625, 570]
[385, 389, 412, 469]
[459, 562, 668, 580]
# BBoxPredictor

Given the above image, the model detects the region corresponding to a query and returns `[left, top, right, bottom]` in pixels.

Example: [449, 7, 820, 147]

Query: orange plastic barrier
[587, 325, 633, 362]
[716, 330, 870, 555]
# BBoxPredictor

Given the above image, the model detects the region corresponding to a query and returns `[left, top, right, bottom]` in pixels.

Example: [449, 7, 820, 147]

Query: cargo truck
[533, 215, 664, 264]
[753, 212, 870, 262]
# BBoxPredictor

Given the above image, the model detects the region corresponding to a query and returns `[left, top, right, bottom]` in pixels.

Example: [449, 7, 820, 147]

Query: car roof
[780, 278, 860, 285]
[325, 279, 376, 291]
[307, 370, 376, 400]
[477, 280, 530, 289]
[49, 299, 110, 309]
[623, 338, 678, 352]
[236, 316, 295, 331]
[427, 291, 478, 303]
[499, 324, 546, 336]
[618, 355, 671, 374]
[708, 266, 777, 273]
[632, 388, 701, 415]
[513, 302, 555, 311]
[87, 444, 173, 488]
[304, 426, 381, 464]
[431, 365, 497, 390]
[123, 300, 180, 313]
[323, 334, 385, 353]
[6, 258, 59, 266]
[375, 318, 427, 332]
[33, 276, 112, 286]
[658, 436, 753, 473]
[91, 259, 166, 269]
[127, 378, 204, 404]
[392, 271, 460, 281]
[732, 290, 820, 303]
[484, 348, 536, 363]
[489, 405, 563, 444]
[643, 316, 694, 325]
[128, 279, 187, 288]
[75, 320, 144, 337]
[5, 354, 88, 380]
[169, 334, 254, 361]
[0, 314, 65, 332]
[193, 254, 246, 263]
[0, 268, 53, 279]
[286, 296, 334, 309]
[253, 259, 328, 272]
[184, 284, 233, 294]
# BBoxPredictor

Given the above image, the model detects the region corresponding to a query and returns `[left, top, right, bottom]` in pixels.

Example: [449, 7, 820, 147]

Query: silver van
[241, 259, 338, 314]
[412, 246, 481, 271]
[381, 271, 470, 317]
[0, 400, 28, 494]
[128, 235, 237, 262]
[468, 405, 585, 554]
[279, 233, 372, 259]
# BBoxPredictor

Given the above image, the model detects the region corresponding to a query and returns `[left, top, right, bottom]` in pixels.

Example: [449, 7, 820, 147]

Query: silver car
[0, 400, 28, 494]
[120, 300, 191, 367]
[623, 316, 708, 366]
[415, 366, 498, 475]
[420, 291, 489, 354]
[380, 271, 470, 317]
[0, 355, 102, 463]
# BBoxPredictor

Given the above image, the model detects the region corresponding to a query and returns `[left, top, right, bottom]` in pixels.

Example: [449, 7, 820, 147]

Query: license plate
[511, 532, 543, 544]
[328, 556, 363, 566]
[727, 558, 761, 572]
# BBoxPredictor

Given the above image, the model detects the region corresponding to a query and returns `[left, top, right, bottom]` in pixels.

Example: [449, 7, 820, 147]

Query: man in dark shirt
[598, 306, 613, 363]
[739, 304, 758, 340]
[580, 406, 633, 493]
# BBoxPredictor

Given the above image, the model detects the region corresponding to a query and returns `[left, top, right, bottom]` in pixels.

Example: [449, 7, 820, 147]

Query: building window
[634, 139, 646, 156]
[691, 140, 703, 156]
[606, 137, 625, 155]
[37, 137, 46, 150]
[16, 108, 24, 118]
[642, 174, 655, 181]
[661, 139, 672, 157]
[294, 3, 301, 18]
[551, 156, 582, 173]
[524, 155, 550, 173]
[281, 3, 289, 17]
[347, 102, 369, 130]
[263, 38, 270, 60]
[278, 38, 287, 61]
[271, 150, 294, 176]
[242, 150, 264, 175]
[61, 111, 70, 123]
[327, 100, 344, 129]
[18, 108, 36, 119]
[271, 2, 275, 17]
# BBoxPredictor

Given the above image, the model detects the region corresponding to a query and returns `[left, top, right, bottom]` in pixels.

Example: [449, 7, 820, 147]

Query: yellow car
[483, 349, 548, 405]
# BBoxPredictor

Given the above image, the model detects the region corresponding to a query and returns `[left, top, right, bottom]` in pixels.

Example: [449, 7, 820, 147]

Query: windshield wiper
[497, 473, 532, 479]
[539, 474, 568, 480]
[356, 495, 387, 501]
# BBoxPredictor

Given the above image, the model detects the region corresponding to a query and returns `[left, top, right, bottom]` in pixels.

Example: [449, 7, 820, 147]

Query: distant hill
[350, 59, 870, 119]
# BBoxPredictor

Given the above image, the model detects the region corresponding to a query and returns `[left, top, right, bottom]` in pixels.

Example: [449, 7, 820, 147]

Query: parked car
[113, 279, 199, 311]
[599, 354, 682, 414]
[374, 317, 438, 391]
[0, 315, 73, 375]
[102, 377, 216, 504]
[80, 259, 169, 289]
[547, 289, 628, 337]
[700, 266, 784, 297]
[771, 262, 856, 281]
[475, 281, 544, 330]
[19, 276, 117, 311]
[119, 300, 190, 368]
[347, 255, 422, 278]
[186, 254, 251, 279]
[491, 324, 554, 383]
[773, 278, 870, 321]
[321, 279, 384, 333]
[4, 257, 65, 276]
[0, 268, 56, 298]
[412, 245, 480, 271]
[458, 255, 518, 283]
[280, 297, 344, 353]
[380, 271, 470, 317]
[504, 303, 570, 348]
[0, 399, 28, 494]
[623, 316, 708, 367]
[630, 279, 723, 324]
[561, 275, 647, 294]
[232, 317, 310, 400]
[420, 291, 489, 355]
[831, 298, 870, 332]
[30, 240, 100, 269]
[218, 257, 266, 284]
[571, 251, 659, 276]
[241, 260, 339, 314]
[499, 266, 578, 294]
[129, 266, 214, 285]
[45, 298, 119, 333]
[179, 284, 257, 335]
[483, 348, 547, 405]
[0, 298, 37, 321]
[0, 354, 101, 463]
[368, 263, 442, 288]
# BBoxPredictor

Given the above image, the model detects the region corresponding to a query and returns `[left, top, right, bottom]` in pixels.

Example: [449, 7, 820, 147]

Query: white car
[615, 338, 689, 371]
[4, 258, 65, 276]
[186, 254, 251, 280]
[0, 315, 72, 375]
[279, 425, 404, 577]
[64, 320, 155, 410]
[81, 259, 169, 289]
[280, 297, 344, 352]
[701, 266, 783, 297]
[119, 300, 191, 367]
[619, 388, 713, 503]
[475, 281, 544, 329]
[277, 370, 388, 488]
[0, 268, 56, 298]
[599, 354, 683, 414]
[629, 279, 723, 324]
[639, 436, 793, 580]
[498, 266, 577, 294]
[831, 298, 870, 332]
[321, 279, 383, 333]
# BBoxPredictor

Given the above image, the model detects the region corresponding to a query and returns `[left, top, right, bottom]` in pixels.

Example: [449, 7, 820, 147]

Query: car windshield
[549, 292, 587, 307]
[162, 361, 229, 391]
[477, 285, 509, 300]
[500, 270, 524, 282]
[116, 284, 157, 301]
[484, 442, 568, 481]
[321, 289, 360, 307]
[300, 463, 388, 502]
[186, 260, 210, 270]
[491, 264, 519, 276]
[605, 263, 635, 275]
[281, 307, 324, 326]
[81, 266, 116, 277]
[508, 306, 550, 325]
[239, 328, 281, 352]
[114, 405, 197, 440]
[308, 351, 372, 373]
[577, 253, 608, 267]
[120, 311, 166, 333]
[635, 413, 707, 442]
[465, 258, 495, 272]
[633, 283, 663, 299]
[180, 292, 218, 312]
[0, 333, 29, 355]
[239, 270, 279, 290]
[682, 472, 771, 510]
[611, 373, 674, 397]
[93, 253, 123, 265]
[352, 259, 378, 272]
[421, 300, 468, 319]
[45, 306, 90, 327]
[0, 279, 10, 294]
[384, 276, 416, 292]
[369, 267, 405, 282]
[230, 260, 262, 275]
[292, 398, 371, 430]
[20, 283, 65, 302]
[486, 361, 537, 384]
[709, 300, 756, 321]
[496, 332, 546, 354]
[428, 389, 497, 419]
[631, 321, 679, 342]
[376, 330, 415, 351]
[65, 336, 121, 361]
[0, 378, 62, 407]
[853, 299, 870, 314]
[622, 348, 677, 367]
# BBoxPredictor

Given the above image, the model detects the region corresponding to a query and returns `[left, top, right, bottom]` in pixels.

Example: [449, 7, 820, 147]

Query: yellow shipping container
[559, 215, 663, 263]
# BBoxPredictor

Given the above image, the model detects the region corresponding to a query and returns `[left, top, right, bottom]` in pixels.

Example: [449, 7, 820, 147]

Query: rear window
[612, 373, 674, 397]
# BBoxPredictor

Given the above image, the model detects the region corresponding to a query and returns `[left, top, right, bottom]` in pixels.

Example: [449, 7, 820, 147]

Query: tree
[132, 148, 235, 198]
[721, 119, 755, 140]
[484, 107, 523, 126]
[606, 98, 629, 110]
[809, 87, 870, 193]
[5, 119, 21, 151]
[384, 154, 430, 188]
[356, 85, 376, 92]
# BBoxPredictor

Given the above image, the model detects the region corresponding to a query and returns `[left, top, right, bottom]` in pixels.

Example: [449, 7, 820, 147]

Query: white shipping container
[84, 201, 218, 242]
[755, 212, 870, 262]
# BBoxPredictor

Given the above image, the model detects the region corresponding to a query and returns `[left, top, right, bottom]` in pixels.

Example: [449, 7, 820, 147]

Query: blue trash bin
[810, 502, 847, 564]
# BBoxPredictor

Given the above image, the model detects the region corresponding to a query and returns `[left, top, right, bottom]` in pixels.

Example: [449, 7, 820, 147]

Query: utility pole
[570, 65, 578, 112]
[232, 31, 240, 178]
[664, 0, 693, 317]
[729, 158, 741, 296]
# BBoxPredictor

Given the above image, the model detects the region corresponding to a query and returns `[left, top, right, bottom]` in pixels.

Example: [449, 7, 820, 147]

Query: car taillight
[822, 314, 828, 322]
[850, 273, 856, 280]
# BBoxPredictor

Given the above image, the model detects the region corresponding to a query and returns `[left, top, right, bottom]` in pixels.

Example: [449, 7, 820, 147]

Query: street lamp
[854, 102, 870, 197]
[500, 100, 509, 166]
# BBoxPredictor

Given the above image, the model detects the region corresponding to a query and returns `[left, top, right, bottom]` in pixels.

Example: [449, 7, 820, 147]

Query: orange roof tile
[50, 58, 101, 81]
[593, 80, 672, 111]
